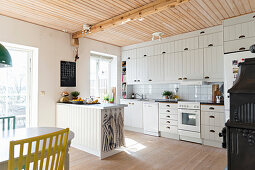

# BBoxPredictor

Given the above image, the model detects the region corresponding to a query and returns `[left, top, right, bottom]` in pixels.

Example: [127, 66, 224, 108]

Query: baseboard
[124, 126, 144, 133]
[160, 131, 179, 140]
[203, 139, 223, 148]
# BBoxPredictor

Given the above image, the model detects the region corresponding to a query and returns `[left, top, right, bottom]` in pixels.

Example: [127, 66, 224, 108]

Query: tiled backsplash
[132, 83, 223, 101]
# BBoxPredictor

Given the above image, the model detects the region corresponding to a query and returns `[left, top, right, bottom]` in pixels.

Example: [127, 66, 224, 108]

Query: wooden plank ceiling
[0, 0, 254, 47]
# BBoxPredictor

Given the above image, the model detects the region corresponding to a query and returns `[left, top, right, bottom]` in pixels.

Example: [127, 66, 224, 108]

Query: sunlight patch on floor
[121, 138, 146, 154]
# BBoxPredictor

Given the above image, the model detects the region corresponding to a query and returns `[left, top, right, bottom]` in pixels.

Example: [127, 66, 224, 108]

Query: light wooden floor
[69, 131, 227, 170]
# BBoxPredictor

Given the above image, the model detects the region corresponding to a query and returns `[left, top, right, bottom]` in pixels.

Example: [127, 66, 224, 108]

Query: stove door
[178, 109, 200, 132]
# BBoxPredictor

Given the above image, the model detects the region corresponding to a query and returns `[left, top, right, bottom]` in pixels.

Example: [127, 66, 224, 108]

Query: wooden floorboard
[69, 130, 227, 170]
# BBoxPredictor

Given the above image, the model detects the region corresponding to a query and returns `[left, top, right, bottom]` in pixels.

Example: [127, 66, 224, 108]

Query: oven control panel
[178, 102, 200, 110]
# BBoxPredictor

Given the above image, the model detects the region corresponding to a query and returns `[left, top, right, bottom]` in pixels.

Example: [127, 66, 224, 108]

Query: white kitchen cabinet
[224, 36, 255, 53]
[224, 21, 255, 42]
[164, 52, 183, 81]
[126, 58, 137, 84]
[203, 46, 224, 82]
[120, 100, 143, 130]
[143, 102, 159, 136]
[175, 36, 199, 52]
[182, 49, 204, 80]
[201, 105, 225, 148]
[199, 32, 223, 48]
[154, 41, 175, 55]
[136, 56, 148, 83]
[147, 54, 164, 82]
[137, 46, 153, 58]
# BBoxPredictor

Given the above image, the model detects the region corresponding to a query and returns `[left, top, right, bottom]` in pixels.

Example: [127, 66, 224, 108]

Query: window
[90, 56, 112, 99]
[0, 45, 33, 128]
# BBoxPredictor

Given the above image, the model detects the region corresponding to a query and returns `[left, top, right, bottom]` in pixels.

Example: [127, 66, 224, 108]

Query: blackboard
[60, 61, 76, 87]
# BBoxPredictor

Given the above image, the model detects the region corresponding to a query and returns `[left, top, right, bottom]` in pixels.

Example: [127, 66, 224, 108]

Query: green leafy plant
[104, 94, 109, 101]
[71, 91, 80, 98]
[109, 97, 114, 103]
[162, 91, 173, 98]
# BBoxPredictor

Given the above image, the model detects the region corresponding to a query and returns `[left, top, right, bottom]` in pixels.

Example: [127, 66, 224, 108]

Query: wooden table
[0, 127, 75, 170]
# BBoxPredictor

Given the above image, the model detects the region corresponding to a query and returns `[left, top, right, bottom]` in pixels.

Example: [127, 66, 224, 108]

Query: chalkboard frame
[60, 61, 76, 87]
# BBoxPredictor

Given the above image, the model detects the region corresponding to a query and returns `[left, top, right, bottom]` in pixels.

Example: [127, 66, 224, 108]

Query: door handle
[200, 31, 205, 34]
[166, 110, 170, 112]
[162, 52, 166, 54]
[204, 76, 209, 79]
[183, 77, 187, 80]
[184, 48, 188, 51]
[239, 47, 246, 51]
[209, 107, 214, 110]
[178, 78, 182, 80]
[166, 105, 170, 107]
[166, 121, 170, 123]
[166, 126, 170, 129]
[166, 116, 170, 118]
[239, 35, 245, 39]
[209, 115, 215, 118]
[148, 79, 152, 81]
[210, 130, 215, 133]
[208, 44, 213, 47]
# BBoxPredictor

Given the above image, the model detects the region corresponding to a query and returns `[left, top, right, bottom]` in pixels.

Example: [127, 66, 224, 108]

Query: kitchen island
[56, 103, 127, 159]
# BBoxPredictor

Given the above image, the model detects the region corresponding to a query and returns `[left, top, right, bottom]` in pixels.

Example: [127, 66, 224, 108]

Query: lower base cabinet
[201, 105, 225, 148]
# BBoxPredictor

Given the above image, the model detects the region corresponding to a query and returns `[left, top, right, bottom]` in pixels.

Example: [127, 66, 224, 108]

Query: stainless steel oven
[178, 102, 201, 143]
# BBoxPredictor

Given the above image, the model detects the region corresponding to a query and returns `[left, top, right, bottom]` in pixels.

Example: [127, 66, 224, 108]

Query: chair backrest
[0, 116, 15, 131]
[8, 128, 69, 170]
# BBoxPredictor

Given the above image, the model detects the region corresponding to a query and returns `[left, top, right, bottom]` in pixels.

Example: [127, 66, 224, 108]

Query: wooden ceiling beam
[72, 0, 189, 38]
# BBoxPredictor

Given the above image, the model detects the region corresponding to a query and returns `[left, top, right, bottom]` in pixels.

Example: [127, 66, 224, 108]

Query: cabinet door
[164, 52, 183, 81]
[120, 101, 132, 127]
[161, 41, 175, 54]
[199, 32, 223, 48]
[136, 57, 148, 83]
[203, 46, 224, 82]
[132, 101, 143, 128]
[182, 49, 204, 80]
[126, 58, 137, 84]
[224, 36, 255, 53]
[148, 55, 164, 82]
[143, 103, 159, 132]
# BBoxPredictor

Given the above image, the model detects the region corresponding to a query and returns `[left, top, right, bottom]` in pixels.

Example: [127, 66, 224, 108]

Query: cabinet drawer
[160, 124, 178, 134]
[201, 125, 223, 142]
[224, 36, 255, 53]
[160, 108, 178, 114]
[201, 111, 225, 127]
[160, 119, 178, 126]
[201, 105, 224, 112]
[159, 103, 178, 109]
[159, 114, 178, 120]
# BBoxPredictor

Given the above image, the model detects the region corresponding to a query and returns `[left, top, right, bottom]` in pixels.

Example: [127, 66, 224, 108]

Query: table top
[0, 127, 75, 164]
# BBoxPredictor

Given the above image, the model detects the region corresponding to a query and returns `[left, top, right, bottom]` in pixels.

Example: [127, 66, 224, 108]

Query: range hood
[180, 80, 208, 85]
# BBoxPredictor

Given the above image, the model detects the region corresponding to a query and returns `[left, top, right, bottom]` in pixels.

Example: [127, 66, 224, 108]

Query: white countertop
[57, 103, 127, 109]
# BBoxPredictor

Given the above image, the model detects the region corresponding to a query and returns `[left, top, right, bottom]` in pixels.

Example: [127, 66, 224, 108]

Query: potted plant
[162, 91, 173, 99]
[71, 91, 80, 100]
[104, 94, 110, 103]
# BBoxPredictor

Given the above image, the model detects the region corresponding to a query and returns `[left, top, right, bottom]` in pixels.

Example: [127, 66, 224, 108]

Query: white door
[164, 52, 183, 81]
[182, 49, 204, 80]
[148, 55, 164, 82]
[136, 57, 148, 83]
[203, 46, 224, 82]
[143, 102, 159, 135]
[126, 58, 137, 84]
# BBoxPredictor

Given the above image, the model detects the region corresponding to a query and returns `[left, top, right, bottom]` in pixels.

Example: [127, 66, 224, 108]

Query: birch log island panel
[56, 103, 127, 159]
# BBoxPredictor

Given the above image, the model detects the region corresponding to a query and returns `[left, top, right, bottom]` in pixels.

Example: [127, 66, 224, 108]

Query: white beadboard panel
[56, 104, 102, 156]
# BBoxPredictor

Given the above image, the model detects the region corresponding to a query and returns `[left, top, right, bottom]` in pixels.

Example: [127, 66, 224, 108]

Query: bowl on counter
[71, 101, 84, 104]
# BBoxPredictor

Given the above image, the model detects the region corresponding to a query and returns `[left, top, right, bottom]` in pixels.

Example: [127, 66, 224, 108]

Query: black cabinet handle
[134, 80, 137, 82]
[239, 35, 245, 39]
[166, 121, 170, 123]
[253, 15, 255, 18]
[183, 77, 187, 80]
[166, 116, 170, 118]
[184, 48, 188, 51]
[144, 54, 147, 57]
[209, 107, 214, 110]
[208, 44, 213, 47]
[239, 47, 246, 51]
[178, 78, 182, 80]
[200, 31, 205, 34]
[148, 79, 152, 81]
[210, 130, 215, 133]
[209, 115, 215, 118]
[166, 110, 170, 112]
[166, 105, 170, 107]
[137, 80, 140, 82]
[127, 57, 130, 59]
[204, 76, 209, 79]
[162, 52, 166, 54]
[166, 127, 170, 129]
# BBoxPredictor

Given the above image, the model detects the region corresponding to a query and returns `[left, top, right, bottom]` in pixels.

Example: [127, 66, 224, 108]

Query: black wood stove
[221, 45, 255, 170]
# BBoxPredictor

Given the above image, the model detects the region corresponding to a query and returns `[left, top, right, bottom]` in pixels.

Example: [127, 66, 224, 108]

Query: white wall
[76, 38, 121, 102]
[0, 15, 74, 127]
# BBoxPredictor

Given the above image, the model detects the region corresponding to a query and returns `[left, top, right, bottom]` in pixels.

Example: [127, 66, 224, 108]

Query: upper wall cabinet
[203, 46, 224, 82]
[154, 41, 175, 55]
[148, 55, 164, 82]
[126, 58, 137, 84]
[175, 37, 199, 52]
[164, 52, 183, 82]
[137, 46, 154, 58]
[122, 49, 136, 60]
[136, 56, 148, 83]
[199, 32, 223, 48]
[182, 49, 204, 80]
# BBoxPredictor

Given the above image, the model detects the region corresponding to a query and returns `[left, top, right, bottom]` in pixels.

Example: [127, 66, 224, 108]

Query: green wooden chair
[0, 116, 16, 131]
